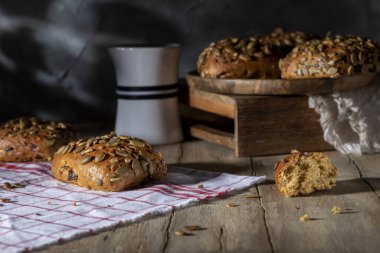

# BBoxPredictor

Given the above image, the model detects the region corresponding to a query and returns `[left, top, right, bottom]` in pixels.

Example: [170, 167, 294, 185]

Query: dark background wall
[0, 0, 378, 124]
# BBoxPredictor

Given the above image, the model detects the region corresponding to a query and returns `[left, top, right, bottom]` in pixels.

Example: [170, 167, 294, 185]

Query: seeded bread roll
[0, 117, 76, 162]
[275, 151, 337, 197]
[51, 132, 167, 191]
[197, 28, 315, 79]
[280, 35, 379, 79]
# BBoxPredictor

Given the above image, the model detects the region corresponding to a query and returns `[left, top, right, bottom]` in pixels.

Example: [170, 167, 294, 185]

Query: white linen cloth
[0, 162, 265, 253]
[309, 78, 380, 155]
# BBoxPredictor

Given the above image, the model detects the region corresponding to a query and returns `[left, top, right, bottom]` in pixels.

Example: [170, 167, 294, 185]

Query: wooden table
[37, 140, 380, 253]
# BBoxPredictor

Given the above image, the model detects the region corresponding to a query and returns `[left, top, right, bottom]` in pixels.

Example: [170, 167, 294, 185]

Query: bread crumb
[197, 184, 203, 189]
[175, 230, 192, 236]
[299, 214, 311, 221]
[332, 206, 341, 215]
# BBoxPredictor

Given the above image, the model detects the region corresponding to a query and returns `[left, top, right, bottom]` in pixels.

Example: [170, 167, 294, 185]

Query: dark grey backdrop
[0, 0, 378, 123]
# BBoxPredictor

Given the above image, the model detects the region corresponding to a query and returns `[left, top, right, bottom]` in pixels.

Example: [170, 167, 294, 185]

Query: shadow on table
[309, 177, 379, 197]
[170, 162, 252, 175]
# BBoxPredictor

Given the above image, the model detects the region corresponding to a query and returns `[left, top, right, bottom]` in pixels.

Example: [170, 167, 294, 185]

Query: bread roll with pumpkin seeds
[0, 117, 76, 162]
[51, 132, 167, 191]
[275, 150, 337, 197]
[197, 28, 315, 79]
[280, 35, 379, 79]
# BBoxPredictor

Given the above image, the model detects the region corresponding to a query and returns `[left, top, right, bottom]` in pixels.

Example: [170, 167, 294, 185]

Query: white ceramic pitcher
[108, 44, 183, 145]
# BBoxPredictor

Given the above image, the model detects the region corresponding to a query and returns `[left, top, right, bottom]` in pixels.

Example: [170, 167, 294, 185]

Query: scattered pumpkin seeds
[184, 225, 202, 231]
[2, 182, 12, 190]
[0, 198, 11, 203]
[242, 193, 260, 198]
[299, 214, 311, 222]
[332, 206, 341, 215]
[80, 155, 93, 165]
[175, 230, 192, 236]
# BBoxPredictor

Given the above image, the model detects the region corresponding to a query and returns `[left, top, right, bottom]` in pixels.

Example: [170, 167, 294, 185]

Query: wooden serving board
[187, 71, 376, 95]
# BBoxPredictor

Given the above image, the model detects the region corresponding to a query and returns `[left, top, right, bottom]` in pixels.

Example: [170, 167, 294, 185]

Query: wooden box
[187, 88, 332, 157]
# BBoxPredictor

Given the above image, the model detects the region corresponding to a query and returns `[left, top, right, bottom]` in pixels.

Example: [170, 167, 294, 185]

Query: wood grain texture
[254, 151, 380, 253]
[189, 88, 235, 119]
[187, 71, 376, 95]
[235, 95, 332, 156]
[350, 154, 380, 198]
[190, 125, 235, 149]
[164, 141, 272, 253]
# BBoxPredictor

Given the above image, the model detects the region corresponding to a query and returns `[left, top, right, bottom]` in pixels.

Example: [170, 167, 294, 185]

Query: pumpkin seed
[67, 145, 75, 153]
[81, 148, 94, 156]
[61, 145, 70, 155]
[116, 166, 129, 176]
[0, 198, 11, 203]
[13, 183, 25, 188]
[2, 182, 12, 189]
[86, 137, 95, 146]
[140, 160, 148, 173]
[226, 203, 239, 207]
[185, 225, 202, 231]
[327, 67, 338, 75]
[132, 159, 141, 171]
[110, 177, 121, 184]
[110, 157, 119, 163]
[95, 152, 106, 163]
[73, 146, 85, 153]
[347, 66, 354, 75]
[129, 139, 145, 147]
[116, 150, 130, 158]
[80, 155, 93, 165]
[175, 230, 192, 236]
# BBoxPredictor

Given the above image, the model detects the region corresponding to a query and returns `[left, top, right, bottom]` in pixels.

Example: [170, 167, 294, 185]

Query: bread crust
[280, 35, 379, 79]
[51, 132, 167, 191]
[0, 117, 76, 162]
[197, 29, 315, 79]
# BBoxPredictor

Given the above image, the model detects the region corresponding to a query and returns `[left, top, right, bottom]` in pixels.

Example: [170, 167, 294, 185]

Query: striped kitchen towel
[0, 162, 265, 252]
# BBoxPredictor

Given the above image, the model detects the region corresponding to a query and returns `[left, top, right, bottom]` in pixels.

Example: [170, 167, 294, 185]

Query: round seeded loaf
[280, 35, 379, 79]
[51, 132, 167, 191]
[197, 28, 315, 79]
[0, 117, 76, 162]
[275, 150, 337, 197]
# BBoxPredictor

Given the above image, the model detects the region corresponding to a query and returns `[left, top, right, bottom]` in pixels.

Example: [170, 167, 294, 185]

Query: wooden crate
[188, 88, 332, 157]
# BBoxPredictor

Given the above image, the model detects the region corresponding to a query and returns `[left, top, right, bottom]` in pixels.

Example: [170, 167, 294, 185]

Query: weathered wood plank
[36, 144, 182, 253]
[255, 151, 380, 253]
[350, 154, 380, 198]
[164, 141, 272, 253]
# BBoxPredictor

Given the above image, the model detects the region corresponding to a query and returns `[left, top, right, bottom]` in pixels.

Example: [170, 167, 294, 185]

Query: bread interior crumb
[279, 153, 337, 197]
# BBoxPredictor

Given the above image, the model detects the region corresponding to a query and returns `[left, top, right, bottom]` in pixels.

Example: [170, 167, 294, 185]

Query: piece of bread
[0, 117, 76, 162]
[51, 132, 167, 191]
[280, 34, 379, 79]
[197, 28, 315, 79]
[275, 151, 337, 197]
